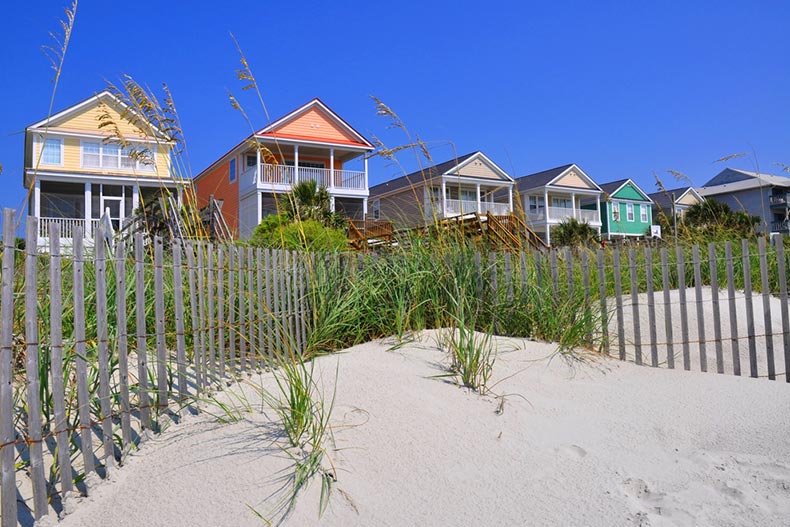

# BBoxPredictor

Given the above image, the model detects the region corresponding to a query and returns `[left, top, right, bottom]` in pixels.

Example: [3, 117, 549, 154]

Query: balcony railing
[435, 199, 511, 217]
[38, 217, 102, 239]
[770, 194, 790, 206]
[526, 206, 602, 224]
[256, 163, 366, 191]
[771, 220, 790, 233]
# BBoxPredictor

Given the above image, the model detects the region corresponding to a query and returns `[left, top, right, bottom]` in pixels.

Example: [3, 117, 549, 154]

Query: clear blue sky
[2, 0, 789, 215]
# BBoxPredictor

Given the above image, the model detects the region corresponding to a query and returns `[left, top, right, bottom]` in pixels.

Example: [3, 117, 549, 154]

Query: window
[552, 197, 572, 208]
[81, 141, 154, 171]
[626, 202, 634, 222]
[529, 196, 539, 212]
[372, 199, 381, 220]
[640, 204, 648, 222]
[246, 155, 257, 167]
[612, 202, 620, 221]
[41, 138, 62, 165]
[285, 160, 326, 169]
[229, 158, 237, 183]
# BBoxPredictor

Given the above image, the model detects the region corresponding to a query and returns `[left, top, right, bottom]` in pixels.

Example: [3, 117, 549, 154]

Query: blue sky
[1, 0, 789, 215]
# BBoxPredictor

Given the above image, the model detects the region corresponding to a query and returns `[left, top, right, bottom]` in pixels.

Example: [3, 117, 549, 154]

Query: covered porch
[425, 179, 513, 219]
[522, 189, 602, 246]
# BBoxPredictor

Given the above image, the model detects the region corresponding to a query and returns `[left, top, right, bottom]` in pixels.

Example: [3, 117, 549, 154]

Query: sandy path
[57, 331, 790, 526]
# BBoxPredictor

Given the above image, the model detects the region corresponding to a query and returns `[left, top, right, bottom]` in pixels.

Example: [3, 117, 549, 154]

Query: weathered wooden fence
[0, 210, 313, 526]
[1, 205, 788, 525]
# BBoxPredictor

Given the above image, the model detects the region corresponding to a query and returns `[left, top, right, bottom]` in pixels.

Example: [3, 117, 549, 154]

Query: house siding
[262, 108, 360, 144]
[196, 158, 239, 234]
[456, 159, 503, 180]
[705, 188, 772, 232]
[377, 185, 428, 228]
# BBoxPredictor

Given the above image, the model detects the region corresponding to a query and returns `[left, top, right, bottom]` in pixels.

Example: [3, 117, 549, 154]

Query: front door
[102, 197, 123, 232]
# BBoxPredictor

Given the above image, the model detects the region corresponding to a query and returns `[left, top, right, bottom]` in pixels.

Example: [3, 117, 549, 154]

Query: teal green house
[591, 179, 654, 240]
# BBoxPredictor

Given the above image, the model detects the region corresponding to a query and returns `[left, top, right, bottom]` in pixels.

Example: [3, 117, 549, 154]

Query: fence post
[154, 236, 168, 415]
[196, 243, 208, 385]
[227, 247, 236, 375]
[645, 247, 658, 367]
[692, 245, 707, 372]
[758, 237, 775, 380]
[0, 209, 18, 526]
[74, 228, 96, 474]
[256, 248, 265, 368]
[708, 243, 724, 374]
[597, 249, 609, 355]
[238, 246, 247, 372]
[172, 239, 188, 403]
[114, 239, 132, 452]
[48, 223, 73, 495]
[628, 248, 642, 365]
[207, 243, 217, 381]
[247, 247, 256, 367]
[613, 248, 625, 360]
[94, 223, 115, 468]
[775, 236, 790, 383]
[742, 239, 758, 378]
[660, 248, 675, 369]
[134, 233, 152, 431]
[676, 245, 691, 371]
[725, 242, 741, 376]
[217, 247, 226, 378]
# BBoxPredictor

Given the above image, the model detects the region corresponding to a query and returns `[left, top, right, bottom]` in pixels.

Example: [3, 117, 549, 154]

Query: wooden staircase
[485, 212, 548, 251]
[348, 219, 395, 251]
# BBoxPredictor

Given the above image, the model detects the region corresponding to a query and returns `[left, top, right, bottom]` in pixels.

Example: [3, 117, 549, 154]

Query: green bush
[250, 215, 347, 252]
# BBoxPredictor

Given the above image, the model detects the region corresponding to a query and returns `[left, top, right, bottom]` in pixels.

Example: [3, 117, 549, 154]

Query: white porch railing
[256, 164, 366, 190]
[526, 207, 601, 224]
[38, 217, 102, 239]
[432, 200, 511, 217]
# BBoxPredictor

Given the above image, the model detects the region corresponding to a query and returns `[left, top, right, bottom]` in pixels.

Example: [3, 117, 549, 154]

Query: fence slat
[597, 249, 609, 355]
[238, 247, 247, 372]
[154, 236, 168, 414]
[134, 233, 152, 431]
[645, 247, 658, 367]
[660, 248, 674, 369]
[613, 249, 625, 360]
[725, 242, 741, 376]
[742, 239, 758, 378]
[185, 244, 202, 389]
[629, 248, 642, 365]
[114, 239, 132, 451]
[272, 250, 282, 356]
[676, 246, 691, 371]
[74, 230, 95, 475]
[256, 248, 265, 368]
[758, 237, 775, 380]
[776, 236, 790, 383]
[550, 250, 559, 303]
[285, 251, 295, 352]
[0, 209, 18, 526]
[24, 218, 47, 518]
[196, 243, 208, 385]
[582, 251, 591, 346]
[264, 249, 274, 363]
[247, 247, 256, 368]
[227, 247, 236, 375]
[207, 243, 217, 382]
[692, 245, 707, 372]
[708, 243, 724, 374]
[172, 240, 188, 403]
[94, 225, 115, 468]
[565, 247, 573, 299]
[48, 223, 73, 495]
[217, 247, 226, 379]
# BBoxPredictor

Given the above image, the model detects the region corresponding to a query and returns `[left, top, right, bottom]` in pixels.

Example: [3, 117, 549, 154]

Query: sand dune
[57, 331, 790, 526]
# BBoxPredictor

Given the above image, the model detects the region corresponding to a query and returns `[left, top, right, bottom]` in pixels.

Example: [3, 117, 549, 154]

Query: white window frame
[81, 140, 156, 171]
[640, 203, 648, 222]
[372, 199, 381, 220]
[611, 201, 620, 221]
[229, 157, 237, 183]
[626, 202, 635, 222]
[41, 137, 64, 166]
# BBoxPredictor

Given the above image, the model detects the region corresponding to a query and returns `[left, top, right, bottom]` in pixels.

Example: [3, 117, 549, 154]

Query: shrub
[250, 215, 347, 252]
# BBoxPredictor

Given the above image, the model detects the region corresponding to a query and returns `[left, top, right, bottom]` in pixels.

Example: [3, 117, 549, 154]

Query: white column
[543, 188, 549, 220]
[508, 186, 513, 214]
[476, 184, 481, 214]
[84, 183, 92, 223]
[33, 179, 41, 218]
[293, 144, 299, 184]
[441, 180, 447, 217]
[329, 148, 335, 190]
[330, 196, 335, 213]
[256, 145, 261, 185]
[257, 191, 262, 224]
[362, 198, 368, 217]
[132, 185, 139, 213]
[571, 192, 577, 219]
[364, 155, 369, 191]
[596, 195, 601, 222]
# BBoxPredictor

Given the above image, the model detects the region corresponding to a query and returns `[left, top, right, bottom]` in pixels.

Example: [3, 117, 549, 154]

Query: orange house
[194, 98, 374, 238]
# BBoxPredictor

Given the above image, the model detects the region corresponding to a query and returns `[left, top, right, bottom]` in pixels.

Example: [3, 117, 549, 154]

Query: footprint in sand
[556, 444, 587, 459]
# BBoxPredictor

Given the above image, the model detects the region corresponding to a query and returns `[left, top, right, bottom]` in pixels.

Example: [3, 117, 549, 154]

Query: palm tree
[278, 180, 345, 229]
[551, 218, 600, 249]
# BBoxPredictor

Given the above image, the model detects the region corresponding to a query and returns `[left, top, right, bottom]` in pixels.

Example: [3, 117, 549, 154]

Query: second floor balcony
[526, 206, 601, 225]
[241, 163, 367, 194]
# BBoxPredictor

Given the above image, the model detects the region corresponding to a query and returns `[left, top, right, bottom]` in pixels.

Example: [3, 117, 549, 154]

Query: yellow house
[24, 90, 187, 248]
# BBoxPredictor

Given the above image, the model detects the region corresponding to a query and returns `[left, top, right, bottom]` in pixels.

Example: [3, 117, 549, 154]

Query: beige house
[368, 152, 514, 228]
[24, 90, 185, 249]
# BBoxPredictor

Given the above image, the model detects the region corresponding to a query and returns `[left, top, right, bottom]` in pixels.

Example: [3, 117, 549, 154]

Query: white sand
[57, 331, 790, 526]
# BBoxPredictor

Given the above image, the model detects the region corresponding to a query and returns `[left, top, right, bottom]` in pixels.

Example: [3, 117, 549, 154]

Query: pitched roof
[369, 152, 491, 196]
[513, 164, 574, 191]
[700, 168, 790, 196]
[648, 186, 697, 210]
[599, 179, 630, 196]
[255, 98, 374, 149]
